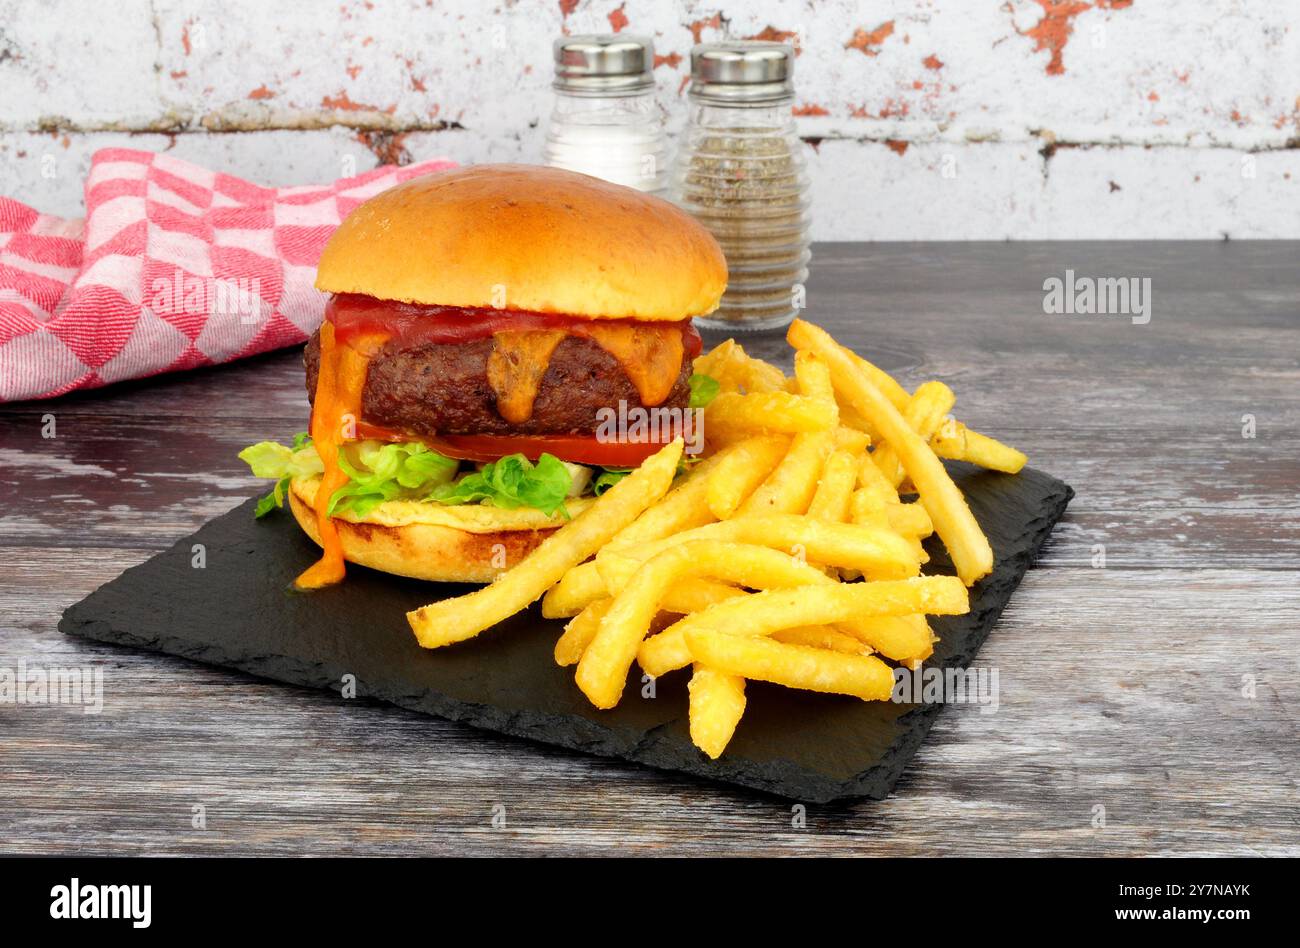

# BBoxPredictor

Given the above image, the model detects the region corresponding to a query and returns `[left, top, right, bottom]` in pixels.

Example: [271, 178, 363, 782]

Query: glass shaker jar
[671, 42, 811, 331]
[544, 35, 668, 195]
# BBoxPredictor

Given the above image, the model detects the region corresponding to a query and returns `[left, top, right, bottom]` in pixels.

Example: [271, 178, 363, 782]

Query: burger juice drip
[295, 321, 388, 590]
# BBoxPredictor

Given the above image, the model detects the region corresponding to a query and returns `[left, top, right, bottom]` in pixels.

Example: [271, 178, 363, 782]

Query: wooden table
[3, 242, 1296, 856]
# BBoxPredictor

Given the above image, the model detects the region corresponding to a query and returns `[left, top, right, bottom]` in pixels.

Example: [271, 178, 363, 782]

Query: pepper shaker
[671, 42, 811, 331]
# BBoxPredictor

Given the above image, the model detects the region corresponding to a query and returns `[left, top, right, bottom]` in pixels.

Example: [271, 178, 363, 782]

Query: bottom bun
[287, 477, 564, 583]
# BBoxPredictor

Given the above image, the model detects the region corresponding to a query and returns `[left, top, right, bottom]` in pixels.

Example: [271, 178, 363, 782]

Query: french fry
[833, 425, 872, 454]
[807, 448, 858, 523]
[735, 430, 833, 517]
[839, 404, 882, 441]
[663, 579, 747, 614]
[542, 449, 731, 618]
[394, 318, 1025, 757]
[609, 529, 929, 664]
[838, 614, 933, 665]
[684, 629, 896, 702]
[734, 352, 787, 392]
[542, 561, 607, 618]
[849, 486, 890, 530]
[849, 457, 912, 539]
[606, 513, 920, 582]
[693, 338, 740, 388]
[851, 466, 932, 563]
[688, 665, 747, 759]
[793, 332, 909, 412]
[873, 380, 956, 487]
[695, 339, 788, 394]
[638, 575, 968, 677]
[851, 483, 932, 535]
[772, 624, 871, 654]
[931, 418, 1027, 474]
[705, 391, 836, 435]
[704, 435, 790, 519]
[833, 344, 911, 411]
[554, 597, 613, 667]
[855, 451, 900, 502]
[407, 439, 684, 648]
[794, 350, 839, 420]
[789, 319, 993, 585]
[792, 352, 849, 524]
[577, 541, 834, 708]
[597, 549, 750, 614]
[607, 448, 723, 547]
[886, 502, 933, 538]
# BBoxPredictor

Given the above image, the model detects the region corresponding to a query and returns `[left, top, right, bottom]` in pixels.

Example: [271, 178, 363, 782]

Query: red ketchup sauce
[325, 294, 703, 357]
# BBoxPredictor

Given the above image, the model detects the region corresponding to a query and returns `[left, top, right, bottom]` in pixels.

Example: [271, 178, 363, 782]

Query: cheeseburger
[240, 164, 727, 588]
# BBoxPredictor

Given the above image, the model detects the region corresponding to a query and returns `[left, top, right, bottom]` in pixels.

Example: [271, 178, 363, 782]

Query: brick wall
[2, 0, 1296, 237]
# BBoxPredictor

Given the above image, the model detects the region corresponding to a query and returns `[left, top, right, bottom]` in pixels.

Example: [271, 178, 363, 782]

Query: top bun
[316, 164, 727, 322]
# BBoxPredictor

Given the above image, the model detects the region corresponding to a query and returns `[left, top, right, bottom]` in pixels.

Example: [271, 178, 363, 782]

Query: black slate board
[60, 462, 1072, 803]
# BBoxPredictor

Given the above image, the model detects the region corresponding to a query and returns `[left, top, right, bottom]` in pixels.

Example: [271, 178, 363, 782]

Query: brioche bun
[287, 476, 597, 584]
[315, 163, 727, 321]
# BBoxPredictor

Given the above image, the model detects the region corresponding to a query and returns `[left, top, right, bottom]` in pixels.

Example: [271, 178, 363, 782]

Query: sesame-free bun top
[315, 164, 728, 321]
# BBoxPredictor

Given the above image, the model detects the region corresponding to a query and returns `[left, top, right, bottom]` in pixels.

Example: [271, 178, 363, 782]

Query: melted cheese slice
[483, 322, 685, 422]
[486, 329, 567, 424]
[584, 322, 684, 408]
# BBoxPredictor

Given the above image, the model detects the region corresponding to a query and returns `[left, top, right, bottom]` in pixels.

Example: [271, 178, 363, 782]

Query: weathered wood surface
[2, 241, 1297, 856]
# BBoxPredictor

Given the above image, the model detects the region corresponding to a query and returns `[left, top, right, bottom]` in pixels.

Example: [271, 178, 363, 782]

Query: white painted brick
[0, 0, 1296, 238]
[4, 127, 1297, 240]
[0, 0, 164, 126]
[1037, 144, 1300, 239]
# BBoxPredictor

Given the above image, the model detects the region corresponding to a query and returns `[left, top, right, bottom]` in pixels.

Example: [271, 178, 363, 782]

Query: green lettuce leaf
[239, 434, 323, 517]
[239, 436, 458, 518]
[240, 434, 595, 522]
[253, 488, 283, 519]
[329, 441, 459, 517]
[688, 373, 720, 408]
[431, 453, 573, 518]
[592, 468, 631, 495]
[238, 434, 321, 480]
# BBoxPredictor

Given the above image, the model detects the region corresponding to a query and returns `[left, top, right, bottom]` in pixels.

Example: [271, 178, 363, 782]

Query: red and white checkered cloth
[0, 148, 456, 402]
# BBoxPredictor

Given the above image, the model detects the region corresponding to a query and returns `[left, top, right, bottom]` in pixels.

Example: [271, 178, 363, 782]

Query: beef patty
[305, 329, 692, 436]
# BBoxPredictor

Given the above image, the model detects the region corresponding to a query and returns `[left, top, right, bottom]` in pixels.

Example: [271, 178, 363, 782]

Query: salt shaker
[544, 35, 668, 195]
[671, 42, 811, 331]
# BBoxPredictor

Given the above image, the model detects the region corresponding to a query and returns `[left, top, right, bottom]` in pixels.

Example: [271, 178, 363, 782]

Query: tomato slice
[354, 423, 669, 466]
[425, 433, 671, 467]
[355, 421, 668, 465]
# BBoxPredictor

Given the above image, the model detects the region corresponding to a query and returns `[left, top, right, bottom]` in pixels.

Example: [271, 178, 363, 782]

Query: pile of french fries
[407, 318, 1026, 759]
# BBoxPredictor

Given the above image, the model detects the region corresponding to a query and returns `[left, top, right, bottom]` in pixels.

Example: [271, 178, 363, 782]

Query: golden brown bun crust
[287, 482, 556, 584]
[315, 164, 727, 321]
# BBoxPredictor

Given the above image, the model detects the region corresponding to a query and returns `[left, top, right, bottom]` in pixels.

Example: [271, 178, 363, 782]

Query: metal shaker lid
[553, 34, 655, 95]
[688, 42, 795, 106]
